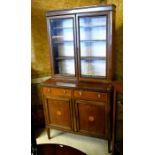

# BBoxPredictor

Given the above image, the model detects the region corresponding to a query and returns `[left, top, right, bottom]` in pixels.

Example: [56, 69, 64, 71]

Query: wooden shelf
[53, 40, 73, 44]
[80, 40, 106, 43]
[55, 56, 74, 60]
[53, 40, 106, 44]
[81, 74, 104, 78]
[53, 39, 106, 44]
[80, 25, 106, 28]
[53, 26, 73, 29]
[52, 25, 106, 29]
[52, 36, 73, 39]
[81, 56, 106, 60]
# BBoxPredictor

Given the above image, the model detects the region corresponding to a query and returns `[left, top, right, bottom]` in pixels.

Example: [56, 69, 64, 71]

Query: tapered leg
[108, 139, 112, 153]
[47, 128, 51, 139]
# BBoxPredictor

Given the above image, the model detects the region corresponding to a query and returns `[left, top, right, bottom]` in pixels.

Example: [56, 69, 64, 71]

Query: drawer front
[44, 97, 72, 130]
[43, 87, 71, 98]
[75, 100, 106, 137]
[74, 90, 107, 101]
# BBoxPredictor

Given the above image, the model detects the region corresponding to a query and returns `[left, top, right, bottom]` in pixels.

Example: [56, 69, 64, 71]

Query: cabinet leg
[47, 128, 51, 139]
[108, 139, 112, 153]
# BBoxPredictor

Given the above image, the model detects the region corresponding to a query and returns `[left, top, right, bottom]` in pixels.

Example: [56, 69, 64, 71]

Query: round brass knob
[79, 91, 82, 96]
[63, 90, 66, 94]
[88, 116, 94, 122]
[57, 111, 62, 116]
[98, 94, 101, 98]
[47, 88, 50, 92]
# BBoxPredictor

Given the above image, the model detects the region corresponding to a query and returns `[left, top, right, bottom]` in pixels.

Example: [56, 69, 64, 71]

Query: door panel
[75, 100, 107, 137]
[45, 97, 72, 130]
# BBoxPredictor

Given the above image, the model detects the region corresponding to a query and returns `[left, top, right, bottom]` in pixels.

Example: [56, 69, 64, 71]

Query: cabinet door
[76, 12, 112, 81]
[43, 96, 72, 131]
[47, 15, 77, 79]
[75, 100, 108, 138]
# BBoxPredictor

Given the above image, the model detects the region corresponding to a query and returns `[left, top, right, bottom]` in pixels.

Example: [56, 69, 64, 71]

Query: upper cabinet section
[46, 5, 115, 82]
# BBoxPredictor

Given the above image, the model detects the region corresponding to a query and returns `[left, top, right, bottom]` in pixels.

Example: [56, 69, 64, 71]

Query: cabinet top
[46, 4, 116, 17]
[41, 79, 113, 92]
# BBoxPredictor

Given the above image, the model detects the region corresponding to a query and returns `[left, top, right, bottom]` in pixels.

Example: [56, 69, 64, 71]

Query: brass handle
[47, 88, 50, 92]
[79, 91, 82, 96]
[57, 111, 62, 116]
[63, 90, 66, 94]
[98, 94, 101, 98]
[88, 116, 94, 122]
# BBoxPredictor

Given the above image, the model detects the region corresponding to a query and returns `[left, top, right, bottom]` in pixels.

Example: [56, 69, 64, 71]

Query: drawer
[75, 100, 106, 136]
[43, 87, 71, 98]
[43, 87, 51, 95]
[74, 90, 107, 102]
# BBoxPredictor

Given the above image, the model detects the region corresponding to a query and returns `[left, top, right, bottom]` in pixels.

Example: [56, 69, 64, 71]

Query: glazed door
[76, 13, 110, 82]
[47, 15, 77, 80]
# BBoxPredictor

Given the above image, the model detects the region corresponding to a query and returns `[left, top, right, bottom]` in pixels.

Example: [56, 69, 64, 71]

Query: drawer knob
[98, 94, 101, 98]
[47, 88, 50, 92]
[88, 116, 94, 122]
[57, 111, 62, 116]
[79, 91, 82, 96]
[63, 90, 66, 94]
[107, 87, 110, 91]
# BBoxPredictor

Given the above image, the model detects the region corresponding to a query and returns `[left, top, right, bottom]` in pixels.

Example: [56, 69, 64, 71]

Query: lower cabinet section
[42, 86, 111, 144]
[75, 100, 107, 138]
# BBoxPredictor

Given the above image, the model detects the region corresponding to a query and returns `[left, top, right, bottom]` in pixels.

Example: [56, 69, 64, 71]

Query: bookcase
[42, 5, 116, 152]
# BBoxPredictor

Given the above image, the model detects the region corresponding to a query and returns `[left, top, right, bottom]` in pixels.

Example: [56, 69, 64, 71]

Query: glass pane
[58, 59, 75, 75]
[81, 60, 106, 77]
[58, 42, 74, 57]
[50, 18, 75, 75]
[80, 16, 106, 27]
[79, 16, 107, 77]
[79, 16, 106, 40]
[81, 41, 106, 57]
[80, 26, 106, 40]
